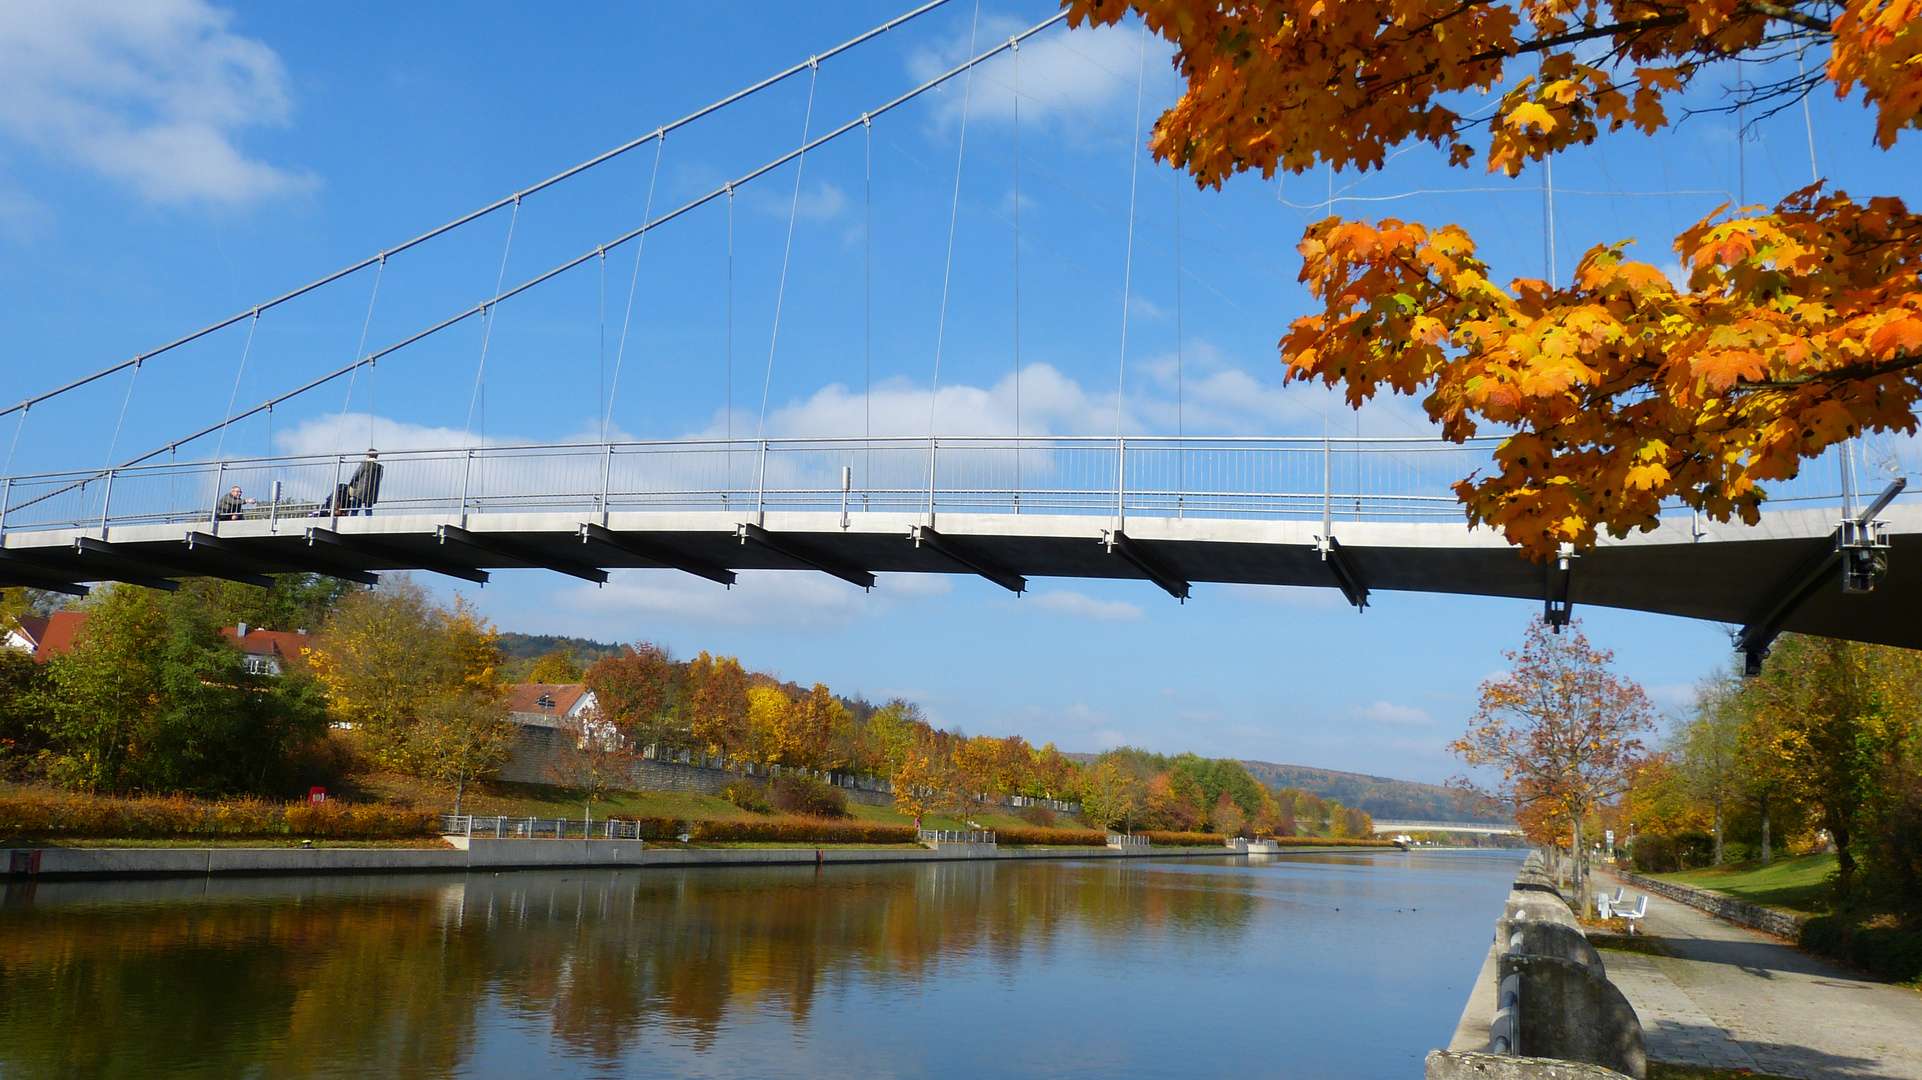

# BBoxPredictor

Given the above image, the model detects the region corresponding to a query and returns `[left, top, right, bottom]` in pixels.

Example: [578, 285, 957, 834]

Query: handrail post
[1322, 435, 1332, 537]
[330, 454, 345, 521]
[755, 440, 769, 525]
[599, 442, 613, 525]
[1115, 436, 1126, 531]
[460, 448, 474, 528]
[925, 436, 939, 522]
[0, 477, 11, 535]
[98, 469, 117, 536]
[209, 461, 227, 533]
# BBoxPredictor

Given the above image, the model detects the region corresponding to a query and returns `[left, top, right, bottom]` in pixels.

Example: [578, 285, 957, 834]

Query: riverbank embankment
[0, 840, 1366, 881]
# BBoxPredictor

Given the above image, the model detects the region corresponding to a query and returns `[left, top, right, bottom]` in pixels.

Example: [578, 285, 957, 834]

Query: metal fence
[919, 829, 996, 845]
[1106, 833, 1149, 848]
[440, 814, 647, 841]
[0, 434, 1884, 536]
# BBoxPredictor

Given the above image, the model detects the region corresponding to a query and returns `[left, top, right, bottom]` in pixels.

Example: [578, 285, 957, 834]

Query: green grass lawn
[1657, 853, 1838, 913]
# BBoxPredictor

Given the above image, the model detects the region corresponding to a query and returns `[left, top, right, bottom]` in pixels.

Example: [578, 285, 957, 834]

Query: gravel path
[1597, 871, 1922, 1079]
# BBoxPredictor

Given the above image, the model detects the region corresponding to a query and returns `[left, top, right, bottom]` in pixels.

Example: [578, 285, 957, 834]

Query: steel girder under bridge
[2, 436, 1915, 663]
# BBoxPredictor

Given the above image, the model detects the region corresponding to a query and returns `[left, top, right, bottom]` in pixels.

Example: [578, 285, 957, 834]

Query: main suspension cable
[82, 13, 1067, 483]
[0, 0, 956, 427]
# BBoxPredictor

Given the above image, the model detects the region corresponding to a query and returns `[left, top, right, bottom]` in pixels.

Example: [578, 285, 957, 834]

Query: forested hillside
[1239, 761, 1504, 823]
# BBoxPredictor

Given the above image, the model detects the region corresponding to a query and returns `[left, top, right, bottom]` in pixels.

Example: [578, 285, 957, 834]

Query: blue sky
[2, 1, 1915, 784]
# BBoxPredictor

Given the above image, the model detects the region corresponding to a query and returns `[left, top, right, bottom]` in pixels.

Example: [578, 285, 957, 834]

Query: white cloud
[555, 569, 950, 632]
[0, 0, 312, 204]
[749, 179, 846, 222]
[909, 18, 1181, 133]
[273, 413, 492, 456]
[706, 357, 1345, 443]
[1029, 590, 1143, 621]
[1350, 700, 1434, 727]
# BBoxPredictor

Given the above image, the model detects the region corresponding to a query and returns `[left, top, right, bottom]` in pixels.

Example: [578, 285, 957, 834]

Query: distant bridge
[1, 435, 1917, 666]
[1371, 821, 1522, 837]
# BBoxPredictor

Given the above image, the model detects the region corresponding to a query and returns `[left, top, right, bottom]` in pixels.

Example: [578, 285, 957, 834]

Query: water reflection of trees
[0, 861, 1256, 1076]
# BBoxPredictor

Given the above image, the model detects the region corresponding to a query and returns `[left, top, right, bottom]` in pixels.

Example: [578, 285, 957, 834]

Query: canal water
[0, 850, 1519, 1079]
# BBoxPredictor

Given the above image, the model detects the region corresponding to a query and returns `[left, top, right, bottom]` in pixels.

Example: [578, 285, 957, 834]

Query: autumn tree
[685, 652, 751, 766]
[583, 643, 682, 752]
[891, 749, 953, 829]
[1211, 792, 1248, 838]
[1674, 674, 1748, 865]
[1080, 758, 1144, 832]
[524, 650, 585, 684]
[42, 584, 327, 795]
[1069, 0, 1922, 556]
[414, 692, 517, 816]
[306, 575, 507, 780]
[1733, 633, 1920, 896]
[1450, 618, 1655, 913]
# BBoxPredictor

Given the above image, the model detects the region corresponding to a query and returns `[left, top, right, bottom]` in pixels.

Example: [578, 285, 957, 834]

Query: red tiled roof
[11, 614, 49, 650]
[29, 611, 88, 661]
[221, 627, 312, 667]
[505, 683, 590, 716]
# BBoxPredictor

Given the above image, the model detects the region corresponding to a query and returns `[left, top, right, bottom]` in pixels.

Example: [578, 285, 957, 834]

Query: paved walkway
[1597, 871, 1922, 1079]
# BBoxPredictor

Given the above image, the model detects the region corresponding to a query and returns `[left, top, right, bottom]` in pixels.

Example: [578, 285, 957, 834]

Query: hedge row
[689, 817, 918, 845]
[0, 790, 436, 839]
[994, 827, 1107, 847]
[1139, 831, 1228, 846]
[1801, 916, 1922, 985]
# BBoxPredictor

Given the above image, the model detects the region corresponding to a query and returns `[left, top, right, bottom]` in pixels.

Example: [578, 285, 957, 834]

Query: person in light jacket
[344, 450, 383, 515]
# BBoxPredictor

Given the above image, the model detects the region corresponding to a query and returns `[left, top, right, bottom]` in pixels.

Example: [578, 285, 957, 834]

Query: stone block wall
[1611, 869, 1807, 940]
[497, 727, 1080, 814]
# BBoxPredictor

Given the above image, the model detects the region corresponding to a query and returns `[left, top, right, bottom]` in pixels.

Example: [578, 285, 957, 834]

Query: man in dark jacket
[345, 450, 382, 515]
[216, 486, 255, 521]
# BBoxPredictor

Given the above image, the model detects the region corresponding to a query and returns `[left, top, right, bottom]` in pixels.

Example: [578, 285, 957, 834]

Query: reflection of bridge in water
[3, 433, 1919, 662]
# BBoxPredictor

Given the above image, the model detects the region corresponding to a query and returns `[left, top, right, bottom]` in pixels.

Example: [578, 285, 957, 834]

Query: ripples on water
[0, 850, 1520, 1079]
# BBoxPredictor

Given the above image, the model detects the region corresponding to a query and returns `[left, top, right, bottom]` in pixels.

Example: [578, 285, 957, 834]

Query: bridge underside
[4, 503, 1920, 651]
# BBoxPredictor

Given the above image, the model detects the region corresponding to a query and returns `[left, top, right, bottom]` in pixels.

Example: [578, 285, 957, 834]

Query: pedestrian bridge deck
[2, 437, 1915, 652]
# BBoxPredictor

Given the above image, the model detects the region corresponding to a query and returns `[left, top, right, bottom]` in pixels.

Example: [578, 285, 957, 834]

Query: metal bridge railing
[0, 435, 1878, 536]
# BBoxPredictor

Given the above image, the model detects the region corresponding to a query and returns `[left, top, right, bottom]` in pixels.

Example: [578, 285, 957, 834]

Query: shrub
[0, 789, 435, 839]
[1801, 916, 1922, 984]
[1141, 831, 1227, 846]
[719, 778, 771, 814]
[689, 817, 915, 845]
[1015, 805, 1057, 827]
[599, 814, 686, 841]
[994, 827, 1106, 846]
[1630, 831, 1715, 873]
[766, 774, 848, 818]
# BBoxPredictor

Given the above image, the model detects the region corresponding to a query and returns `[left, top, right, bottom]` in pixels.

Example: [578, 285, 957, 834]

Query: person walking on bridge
[344, 449, 382, 516]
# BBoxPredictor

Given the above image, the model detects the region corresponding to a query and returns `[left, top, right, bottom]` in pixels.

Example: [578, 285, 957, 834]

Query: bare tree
[544, 706, 632, 826]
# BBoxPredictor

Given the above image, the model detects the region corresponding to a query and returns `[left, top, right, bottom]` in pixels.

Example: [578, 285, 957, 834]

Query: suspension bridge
[1, 2, 1916, 672]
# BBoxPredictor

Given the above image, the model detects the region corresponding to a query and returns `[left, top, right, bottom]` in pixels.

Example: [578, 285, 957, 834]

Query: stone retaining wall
[1611, 868, 1808, 940]
[498, 727, 1081, 815]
